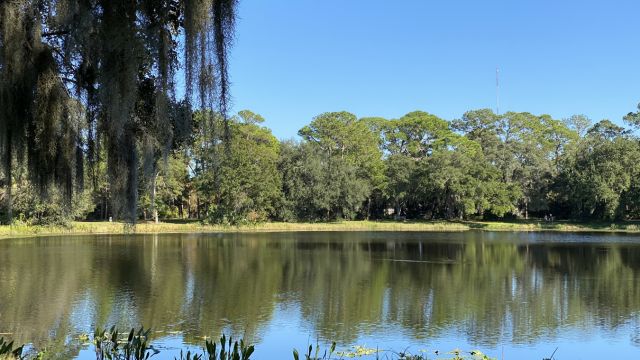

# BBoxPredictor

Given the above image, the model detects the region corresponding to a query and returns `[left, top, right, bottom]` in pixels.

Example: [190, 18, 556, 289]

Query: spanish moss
[0, 0, 238, 223]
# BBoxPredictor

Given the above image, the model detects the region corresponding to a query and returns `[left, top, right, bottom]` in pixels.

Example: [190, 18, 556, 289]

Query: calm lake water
[1, 231, 640, 359]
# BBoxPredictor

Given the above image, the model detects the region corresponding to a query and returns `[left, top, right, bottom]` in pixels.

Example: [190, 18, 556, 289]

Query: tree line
[3, 105, 640, 225]
[3, 2, 640, 226]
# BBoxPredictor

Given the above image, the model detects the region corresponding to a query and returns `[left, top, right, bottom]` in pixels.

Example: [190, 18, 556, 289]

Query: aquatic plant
[204, 334, 255, 360]
[292, 342, 336, 360]
[174, 334, 254, 360]
[293, 343, 496, 360]
[0, 337, 23, 359]
[1, 326, 500, 360]
[335, 345, 378, 358]
[93, 326, 152, 360]
[392, 348, 496, 360]
[176, 350, 202, 360]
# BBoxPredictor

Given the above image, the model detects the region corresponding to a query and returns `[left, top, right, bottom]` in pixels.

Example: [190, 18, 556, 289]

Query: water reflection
[1, 231, 640, 357]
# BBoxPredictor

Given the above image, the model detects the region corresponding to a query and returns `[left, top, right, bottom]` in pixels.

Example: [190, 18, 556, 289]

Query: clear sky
[227, 0, 640, 139]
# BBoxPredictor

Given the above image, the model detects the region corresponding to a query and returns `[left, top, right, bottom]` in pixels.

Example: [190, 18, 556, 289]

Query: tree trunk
[4, 136, 12, 223]
[152, 170, 159, 224]
[366, 197, 371, 220]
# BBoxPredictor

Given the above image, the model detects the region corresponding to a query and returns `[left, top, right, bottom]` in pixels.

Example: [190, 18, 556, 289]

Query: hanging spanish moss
[0, 0, 238, 223]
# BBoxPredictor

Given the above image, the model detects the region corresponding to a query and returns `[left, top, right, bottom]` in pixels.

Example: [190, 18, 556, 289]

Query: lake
[1, 231, 639, 359]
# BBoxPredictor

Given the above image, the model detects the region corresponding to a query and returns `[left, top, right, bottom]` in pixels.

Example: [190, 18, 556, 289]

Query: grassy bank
[1, 219, 640, 239]
[0, 220, 468, 239]
[468, 219, 640, 232]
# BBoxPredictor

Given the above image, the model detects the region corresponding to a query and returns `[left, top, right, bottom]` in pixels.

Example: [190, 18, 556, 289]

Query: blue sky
[227, 0, 640, 139]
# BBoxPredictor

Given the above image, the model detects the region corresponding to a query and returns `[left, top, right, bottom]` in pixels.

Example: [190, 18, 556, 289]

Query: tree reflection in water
[1, 232, 640, 357]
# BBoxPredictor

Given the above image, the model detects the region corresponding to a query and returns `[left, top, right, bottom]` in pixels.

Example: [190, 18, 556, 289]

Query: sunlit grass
[469, 220, 640, 232]
[1, 219, 639, 239]
[0, 220, 468, 238]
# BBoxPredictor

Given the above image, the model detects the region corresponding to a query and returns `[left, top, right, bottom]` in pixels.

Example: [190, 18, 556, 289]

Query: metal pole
[496, 67, 500, 115]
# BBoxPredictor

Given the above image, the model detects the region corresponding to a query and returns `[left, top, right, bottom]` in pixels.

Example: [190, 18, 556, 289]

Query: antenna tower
[496, 67, 500, 115]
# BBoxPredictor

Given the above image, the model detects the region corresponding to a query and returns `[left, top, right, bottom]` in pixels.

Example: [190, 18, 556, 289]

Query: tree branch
[42, 29, 69, 37]
[61, 76, 78, 85]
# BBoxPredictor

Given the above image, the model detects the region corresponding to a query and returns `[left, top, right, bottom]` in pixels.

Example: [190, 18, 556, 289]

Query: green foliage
[176, 350, 203, 360]
[380, 111, 517, 219]
[383, 111, 453, 158]
[292, 341, 336, 360]
[0, 0, 238, 224]
[195, 111, 283, 224]
[93, 328, 256, 360]
[291, 343, 497, 360]
[282, 111, 383, 220]
[564, 114, 592, 137]
[0, 337, 23, 359]
[202, 334, 255, 360]
[9, 182, 94, 226]
[0, 329, 502, 360]
[383, 154, 417, 217]
[279, 141, 371, 221]
[94, 326, 152, 360]
[623, 103, 640, 130]
[300, 111, 384, 184]
[451, 109, 582, 218]
[1, 2, 639, 225]
[5, 102, 640, 223]
[554, 120, 640, 220]
[139, 152, 191, 220]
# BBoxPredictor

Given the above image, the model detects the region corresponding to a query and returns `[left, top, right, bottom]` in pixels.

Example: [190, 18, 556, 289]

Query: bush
[10, 183, 94, 226]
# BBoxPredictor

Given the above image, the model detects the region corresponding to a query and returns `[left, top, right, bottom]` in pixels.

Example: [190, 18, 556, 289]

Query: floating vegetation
[389, 348, 496, 360]
[93, 329, 255, 360]
[293, 343, 496, 360]
[335, 345, 378, 358]
[1, 327, 499, 360]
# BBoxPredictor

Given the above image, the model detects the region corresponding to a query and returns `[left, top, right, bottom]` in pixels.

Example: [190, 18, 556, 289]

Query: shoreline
[1, 220, 640, 239]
